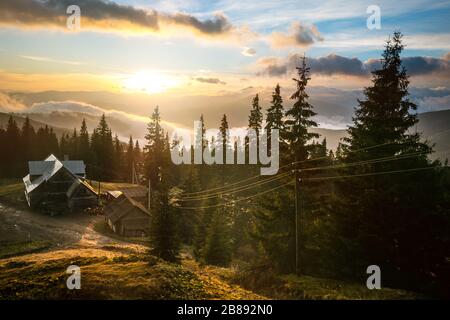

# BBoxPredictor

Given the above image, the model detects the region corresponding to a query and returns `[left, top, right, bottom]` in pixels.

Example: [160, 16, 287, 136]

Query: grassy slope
[0, 179, 23, 197]
[0, 249, 265, 300]
[0, 180, 422, 300]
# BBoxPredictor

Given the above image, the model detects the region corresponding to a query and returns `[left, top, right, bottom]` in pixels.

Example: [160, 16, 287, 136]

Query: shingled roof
[104, 193, 150, 224]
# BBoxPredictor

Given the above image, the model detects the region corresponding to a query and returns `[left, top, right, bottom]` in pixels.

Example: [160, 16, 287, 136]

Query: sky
[0, 0, 449, 133]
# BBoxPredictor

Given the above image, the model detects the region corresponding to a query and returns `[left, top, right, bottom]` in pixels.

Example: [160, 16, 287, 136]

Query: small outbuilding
[104, 193, 151, 237]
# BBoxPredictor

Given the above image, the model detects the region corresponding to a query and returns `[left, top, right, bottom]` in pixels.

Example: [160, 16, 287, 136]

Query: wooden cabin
[104, 193, 151, 237]
[23, 154, 96, 213]
[67, 178, 98, 211]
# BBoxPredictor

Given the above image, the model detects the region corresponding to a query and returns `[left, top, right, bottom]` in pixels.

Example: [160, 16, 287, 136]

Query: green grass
[0, 241, 52, 259]
[0, 179, 23, 197]
[233, 267, 423, 300]
[0, 252, 263, 300]
[278, 274, 422, 300]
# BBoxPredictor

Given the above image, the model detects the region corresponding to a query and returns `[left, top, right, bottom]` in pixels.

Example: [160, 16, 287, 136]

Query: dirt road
[0, 201, 146, 257]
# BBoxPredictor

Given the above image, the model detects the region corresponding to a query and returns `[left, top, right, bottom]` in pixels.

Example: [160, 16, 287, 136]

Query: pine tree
[178, 166, 202, 244]
[59, 134, 70, 159]
[203, 208, 232, 266]
[78, 119, 90, 163]
[69, 128, 78, 159]
[4, 116, 21, 176]
[248, 94, 263, 135]
[265, 84, 284, 132]
[218, 114, 230, 165]
[113, 134, 123, 180]
[145, 106, 166, 190]
[125, 136, 134, 183]
[149, 190, 180, 262]
[336, 32, 448, 290]
[265, 84, 285, 156]
[284, 55, 319, 163]
[21, 116, 36, 162]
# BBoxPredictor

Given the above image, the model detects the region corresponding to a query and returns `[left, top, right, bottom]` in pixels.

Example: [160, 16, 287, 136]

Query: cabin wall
[105, 208, 150, 237]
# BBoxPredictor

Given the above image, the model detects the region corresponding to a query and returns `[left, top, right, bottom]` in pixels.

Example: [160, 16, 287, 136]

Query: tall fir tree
[145, 106, 166, 190]
[248, 94, 263, 135]
[336, 32, 449, 292]
[284, 55, 319, 164]
[265, 84, 284, 132]
[78, 119, 91, 163]
[21, 116, 36, 163]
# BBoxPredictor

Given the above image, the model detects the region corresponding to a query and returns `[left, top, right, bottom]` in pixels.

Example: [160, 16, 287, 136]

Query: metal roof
[28, 158, 85, 176]
[23, 154, 86, 194]
[23, 159, 65, 194]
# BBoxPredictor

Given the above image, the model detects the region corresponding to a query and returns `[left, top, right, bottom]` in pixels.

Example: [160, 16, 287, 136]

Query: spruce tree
[113, 134, 123, 180]
[145, 106, 166, 190]
[21, 116, 36, 162]
[265, 84, 284, 132]
[203, 208, 232, 266]
[78, 119, 91, 164]
[248, 94, 263, 136]
[218, 114, 230, 165]
[4, 116, 21, 176]
[149, 190, 180, 262]
[337, 32, 448, 290]
[284, 55, 319, 163]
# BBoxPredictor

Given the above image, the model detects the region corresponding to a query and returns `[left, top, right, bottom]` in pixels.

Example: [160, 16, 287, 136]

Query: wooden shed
[104, 193, 151, 237]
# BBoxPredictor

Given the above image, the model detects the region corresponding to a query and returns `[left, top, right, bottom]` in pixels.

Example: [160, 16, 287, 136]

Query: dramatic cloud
[269, 22, 323, 48]
[193, 77, 226, 85]
[23, 100, 174, 140]
[0, 0, 242, 39]
[257, 53, 450, 77]
[241, 47, 256, 56]
[0, 92, 26, 112]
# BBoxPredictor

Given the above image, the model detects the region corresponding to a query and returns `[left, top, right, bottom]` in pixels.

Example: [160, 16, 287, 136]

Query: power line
[302, 166, 442, 182]
[176, 179, 295, 210]
[178, 150, 429, 201]
[179, 171, 292, 201]
[177, 165, 446, 210]
[181, 140, 401, 197]
[300, 150, 430, 173]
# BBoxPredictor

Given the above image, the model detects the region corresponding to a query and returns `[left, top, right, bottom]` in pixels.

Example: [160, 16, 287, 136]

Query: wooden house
[67, 178, 99, 211]
[104, 193, 151, 237]
[22, 154, 97, 213]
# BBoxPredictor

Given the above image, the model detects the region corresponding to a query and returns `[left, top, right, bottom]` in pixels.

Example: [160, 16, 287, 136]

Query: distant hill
[0, 112, 71, 138]
[417, 110, 450, 161]
[2, 108, 449, 161]
[312, 110, 450, 161]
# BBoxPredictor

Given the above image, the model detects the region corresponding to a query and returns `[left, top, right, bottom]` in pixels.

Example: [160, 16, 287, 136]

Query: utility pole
[132, 162, 135, 184]
[294, 163, 301, 275]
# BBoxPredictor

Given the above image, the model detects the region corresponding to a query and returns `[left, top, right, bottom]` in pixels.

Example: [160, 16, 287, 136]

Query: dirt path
[0, 201, 146, 256]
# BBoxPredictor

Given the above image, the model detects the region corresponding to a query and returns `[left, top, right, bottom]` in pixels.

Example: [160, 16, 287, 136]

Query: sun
[121, 71, 178, 94]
